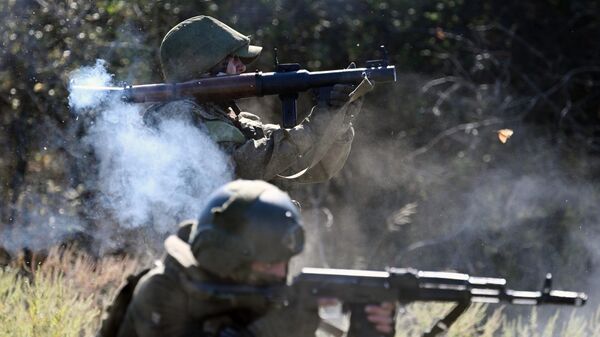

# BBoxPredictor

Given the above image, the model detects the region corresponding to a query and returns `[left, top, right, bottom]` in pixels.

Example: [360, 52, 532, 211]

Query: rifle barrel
[297, 267, 587, 306]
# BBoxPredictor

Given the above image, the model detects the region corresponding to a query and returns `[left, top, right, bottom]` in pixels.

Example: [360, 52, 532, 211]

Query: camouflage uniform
[145, 15, 360, 184]
[144, 99, 356, 184]
[100, 180, 320, 337]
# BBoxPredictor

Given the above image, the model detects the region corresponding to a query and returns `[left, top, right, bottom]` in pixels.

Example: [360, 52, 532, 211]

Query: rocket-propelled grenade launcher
[72, 48, 396, 128]
[192, 267, 587, 337]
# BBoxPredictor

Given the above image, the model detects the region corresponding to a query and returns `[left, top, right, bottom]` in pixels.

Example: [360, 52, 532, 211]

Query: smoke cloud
[68, 59, 114, 109]
[286, 73, 600, 310]
[69, 61, 233, 234]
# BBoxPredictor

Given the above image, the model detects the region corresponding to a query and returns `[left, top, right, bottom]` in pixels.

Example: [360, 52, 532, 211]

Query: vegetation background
[1, 0, 599, 335]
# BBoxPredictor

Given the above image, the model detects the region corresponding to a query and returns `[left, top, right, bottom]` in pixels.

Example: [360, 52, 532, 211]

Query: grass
[0, 247, 139, 336]
[0, 267, 98, 337]
[0, 247, 597, 336]
[396, 302, 600, 337]
[395, 303, 504, 337]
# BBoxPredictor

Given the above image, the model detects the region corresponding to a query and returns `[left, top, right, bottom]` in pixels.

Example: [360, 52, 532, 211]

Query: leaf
[497, 129, 514, 143]
[435, 27, 446, 40]
[33, 83, 45, 92]
[387, 202, 418, 231]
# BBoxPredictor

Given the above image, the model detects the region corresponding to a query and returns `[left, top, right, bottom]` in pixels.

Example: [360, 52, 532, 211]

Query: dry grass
[37, 247, 140, 309]
[0, 247, 597, 336]
[395, 303, 600, 337]
[500, 307, 600, 337]
[0, 267, 98, 337]
[0, 246, 141, 336]
[395, 303, 504, 337]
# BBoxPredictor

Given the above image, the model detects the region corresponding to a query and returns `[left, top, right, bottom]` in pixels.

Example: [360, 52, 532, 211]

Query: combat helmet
[160, 16, 262, 82]
[189, 180, 304, 280]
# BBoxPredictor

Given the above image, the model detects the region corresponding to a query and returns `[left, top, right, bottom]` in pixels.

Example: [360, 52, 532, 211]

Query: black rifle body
[289, 267, 585, 305]
[198, 267, 586, 306]
[195, 267, 586, 337]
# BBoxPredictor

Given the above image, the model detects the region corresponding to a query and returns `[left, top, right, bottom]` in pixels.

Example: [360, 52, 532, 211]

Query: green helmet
[160, 16, 262, 82]
[189, 180, 304, 279]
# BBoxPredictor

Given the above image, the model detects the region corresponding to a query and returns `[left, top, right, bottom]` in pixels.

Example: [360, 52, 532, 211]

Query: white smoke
[68, 59, 114, 109]
[69, 61, 233, 233]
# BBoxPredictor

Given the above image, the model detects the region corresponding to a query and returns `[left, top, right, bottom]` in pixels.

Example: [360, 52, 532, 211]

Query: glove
[248, 301, 320, 337]
[328, 83, 355, 109]
[329, 62, 360, 108]
[332, 62, 372, 133]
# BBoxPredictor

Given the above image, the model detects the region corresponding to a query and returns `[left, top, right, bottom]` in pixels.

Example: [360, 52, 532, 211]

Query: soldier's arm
[233, 91, 359, 182]
[277, 125, 354, 183]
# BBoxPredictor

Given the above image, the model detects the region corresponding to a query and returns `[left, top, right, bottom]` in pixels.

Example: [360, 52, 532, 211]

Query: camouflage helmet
[160, 16, 262, 82]
[189, 180, 304, 279]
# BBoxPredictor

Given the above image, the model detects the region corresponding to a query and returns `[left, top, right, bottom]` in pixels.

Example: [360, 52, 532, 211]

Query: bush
[0, 247, 140, 336]
[0, 267, 99, 337]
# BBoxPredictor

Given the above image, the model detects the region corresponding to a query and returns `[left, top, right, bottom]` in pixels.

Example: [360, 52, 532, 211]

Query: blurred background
[1, 0, 599, 306]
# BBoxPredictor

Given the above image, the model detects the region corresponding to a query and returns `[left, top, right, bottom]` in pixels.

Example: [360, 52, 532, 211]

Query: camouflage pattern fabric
[108, 227, 319, 337]
[143, 98, 357, 184]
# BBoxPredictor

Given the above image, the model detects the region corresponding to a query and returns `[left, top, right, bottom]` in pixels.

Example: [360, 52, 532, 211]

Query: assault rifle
[192, 267, 587, 337]
[71, 48, 396, 128]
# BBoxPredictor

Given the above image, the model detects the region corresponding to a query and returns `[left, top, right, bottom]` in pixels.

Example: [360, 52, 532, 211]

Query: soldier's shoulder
[132, 262, 182, 300]
[204, 120, 247, 144]
[143, 99, 209, 126]
[145, 99, 202, 115]
[176, 219, 197, 242]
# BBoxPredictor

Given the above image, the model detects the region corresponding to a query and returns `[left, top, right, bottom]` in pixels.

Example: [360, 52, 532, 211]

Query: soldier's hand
[365, 302, 395, 334]
[328, 83, 355, 108]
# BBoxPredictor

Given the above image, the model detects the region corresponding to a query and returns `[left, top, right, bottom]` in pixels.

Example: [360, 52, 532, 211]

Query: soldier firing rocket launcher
[190, 267, 587, 337]
[71, 48, 396, 128]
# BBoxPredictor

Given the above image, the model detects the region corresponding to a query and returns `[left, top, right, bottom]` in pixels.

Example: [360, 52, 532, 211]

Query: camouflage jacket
[107, 221, 319, 337]
[143, 99, 357, 184]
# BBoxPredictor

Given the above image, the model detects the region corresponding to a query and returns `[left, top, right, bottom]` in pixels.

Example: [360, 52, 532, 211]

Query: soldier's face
[225, 56, 246, 75]
[249, 260, 287, 282]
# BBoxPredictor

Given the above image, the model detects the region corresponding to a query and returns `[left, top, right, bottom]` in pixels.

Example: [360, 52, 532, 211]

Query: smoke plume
[69, 61, 233, 234]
